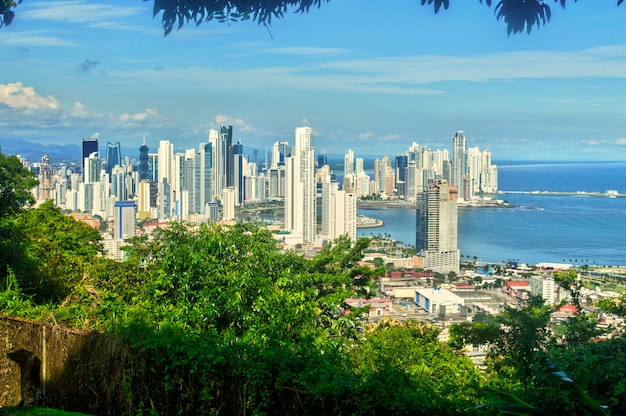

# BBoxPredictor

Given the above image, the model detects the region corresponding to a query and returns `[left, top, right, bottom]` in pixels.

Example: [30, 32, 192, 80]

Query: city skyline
[2, 1, 626, 160]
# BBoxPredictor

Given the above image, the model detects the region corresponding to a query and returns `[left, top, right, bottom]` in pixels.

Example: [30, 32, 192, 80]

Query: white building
[415, 288, 465, 315]
[222, 187, 236, 221]
[530, 275, 556, 305]
[284, 126, 316, 244]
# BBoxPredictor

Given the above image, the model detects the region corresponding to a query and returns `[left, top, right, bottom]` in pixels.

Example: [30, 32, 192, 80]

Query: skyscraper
[285, 126, 316, 244]
[451, 131, 467, 200]
[82, 135, 98, 174]
[139, 140, 149, 181]
[105, 142, 122, 175]
[415, 180, 460, 273]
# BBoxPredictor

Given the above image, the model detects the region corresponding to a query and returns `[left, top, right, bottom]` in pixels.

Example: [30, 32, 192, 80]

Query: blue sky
[1, 0, 626, 161]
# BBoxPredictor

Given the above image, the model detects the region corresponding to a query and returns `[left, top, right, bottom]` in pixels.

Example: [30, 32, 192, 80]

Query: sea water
[357, 162, 626, 266]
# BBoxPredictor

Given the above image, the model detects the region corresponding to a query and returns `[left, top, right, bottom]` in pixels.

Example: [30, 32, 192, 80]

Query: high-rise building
[139, 140, 149, 181]
[113, 200, 137, 240]
[285, 126, 316, 244]
[416, 180, 460, 274]
[38, 155, 53, 202]
[530, 276, 555, 305]
[84, 151, 101, 184]
[222, 125, 234, 187]
[82, 135, 98, 174]
[105, 142, 122, 175]
[344, 149, 354, 177]
[222, 187, 236, 221]
[451, 131, 467, 200]
[322, 179, 357, 242]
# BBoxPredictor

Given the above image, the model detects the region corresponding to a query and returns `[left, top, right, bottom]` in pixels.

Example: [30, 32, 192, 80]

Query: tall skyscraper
[451, 131, 467, 200]
[415, 180, 460, 273]
[38, 155, 53, 202]
[344, 149, 354, 177]
[221, 125, 234, 187]
[105, 142, 122, 175]
[285, 126, 316, 244]
[82, 135, 98, 174]
[138, 140, 149, 181]
[322, 178, 357, 242]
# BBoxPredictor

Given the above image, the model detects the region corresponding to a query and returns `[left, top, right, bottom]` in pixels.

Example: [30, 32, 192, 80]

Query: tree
[0, 151, 37, 219]
[1, 1, 624, 35]
[12, 200, 102, 302]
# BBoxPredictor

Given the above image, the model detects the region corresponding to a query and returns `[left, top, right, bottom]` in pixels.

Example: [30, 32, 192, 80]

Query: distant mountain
[0, 138, 82, 163]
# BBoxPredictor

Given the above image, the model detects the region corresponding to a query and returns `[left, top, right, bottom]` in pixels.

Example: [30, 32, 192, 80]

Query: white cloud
[262, 47, 348, 56]
[22, 1, 145, 24]
[0, 82, 59, 110]
[616, 138, 626, 146]
[211, 115, 255, 133]
[120, 108, 161, 123]
[1, 30, 81, 47]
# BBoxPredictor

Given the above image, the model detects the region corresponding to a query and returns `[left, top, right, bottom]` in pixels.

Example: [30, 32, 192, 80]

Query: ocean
[357, 162, 626, 266]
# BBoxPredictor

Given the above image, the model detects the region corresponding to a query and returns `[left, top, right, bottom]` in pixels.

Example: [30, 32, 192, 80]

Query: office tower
[415, 180, 460, 274]
[233, 142, 246, 205]
[284, 126, 316, 244]
[395, 155, 408, 183]
[344, 149, 354, 177]
[139, 140, 149, 181]
[221, 125, 234, 187]
[38, 155, 53, 202]
[317, 154, 327, 168]
[105, 142, 122, 175]
[82, 135, 98, 174]
[271, 141, 291, 168]
[209, 129, 225, 200]
[84, 151, 101, 184]
[198, 142, 213, 213]
[222, 187, 236, 221]
[110, 165, 126, 201]
[113, 200, 137, 239]
[451, 131, 467, 200]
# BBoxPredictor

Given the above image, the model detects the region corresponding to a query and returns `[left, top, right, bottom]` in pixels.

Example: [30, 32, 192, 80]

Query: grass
[0, 408, 92, 416]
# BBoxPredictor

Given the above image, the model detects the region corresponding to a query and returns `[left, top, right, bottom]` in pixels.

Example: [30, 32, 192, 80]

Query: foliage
[0, 151, 37, 219]
[3, 1, 623, 35]
[10, 201, 102, 302]
[344, 319, 485, 414]
[553, 269, 606, 346]
[450, 296, 553, 400]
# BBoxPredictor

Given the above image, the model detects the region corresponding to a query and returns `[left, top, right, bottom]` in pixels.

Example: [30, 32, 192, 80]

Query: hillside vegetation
[2, 150, 626, 415]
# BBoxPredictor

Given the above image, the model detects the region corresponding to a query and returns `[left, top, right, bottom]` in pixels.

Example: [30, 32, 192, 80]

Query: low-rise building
[415, 288, 464, 315]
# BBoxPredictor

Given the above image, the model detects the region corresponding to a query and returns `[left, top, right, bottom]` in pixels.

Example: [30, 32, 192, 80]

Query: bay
[357, 162, 626, 266]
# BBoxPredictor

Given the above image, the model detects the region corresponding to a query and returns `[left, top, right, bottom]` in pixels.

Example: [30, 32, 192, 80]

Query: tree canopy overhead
[1, 1, 624, 35]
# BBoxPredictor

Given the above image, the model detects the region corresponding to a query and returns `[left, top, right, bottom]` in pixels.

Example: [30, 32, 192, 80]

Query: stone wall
[0, 315, 130, 414]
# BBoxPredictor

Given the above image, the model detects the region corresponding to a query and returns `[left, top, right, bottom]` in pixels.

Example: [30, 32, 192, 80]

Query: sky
[1, 0, 626, 161]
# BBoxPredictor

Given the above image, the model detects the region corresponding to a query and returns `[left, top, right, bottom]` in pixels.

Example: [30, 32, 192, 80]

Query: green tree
[12, 201, 102, 302]
[0, 151, 37, 218]
[450, 295, 552, 401]
[0, 150, 39, 288]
